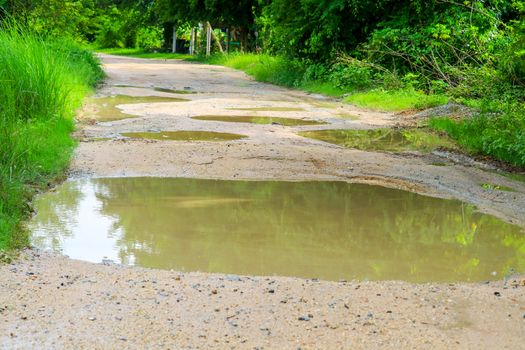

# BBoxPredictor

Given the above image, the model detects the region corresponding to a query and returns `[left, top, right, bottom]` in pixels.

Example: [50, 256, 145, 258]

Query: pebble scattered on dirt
[0, 250, 524, 349]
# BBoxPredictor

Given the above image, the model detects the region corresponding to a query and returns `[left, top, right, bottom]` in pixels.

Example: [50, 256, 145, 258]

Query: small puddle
[191, 115, 327, 126]
[113, 85, 197, 94]
[310, 101, 339, 109]
[81, 137, 112, 142]
[29, 178, 525, 282]
[484, 169, 525, 183]
[299, 129, 456, 152]
[503, 172, 525, 183]
[121, 131, 246, 141]
[228, 107, 305, 112]
[335, 113, 360, 120]
[88, 95, 189, 122]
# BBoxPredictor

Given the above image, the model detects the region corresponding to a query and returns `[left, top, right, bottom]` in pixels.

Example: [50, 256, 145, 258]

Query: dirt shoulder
[1, 250, 524, 349]
[2, 55, 524, 349]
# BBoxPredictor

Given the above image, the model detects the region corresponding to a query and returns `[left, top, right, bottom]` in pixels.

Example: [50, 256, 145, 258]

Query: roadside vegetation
[0, 21, 103, 251]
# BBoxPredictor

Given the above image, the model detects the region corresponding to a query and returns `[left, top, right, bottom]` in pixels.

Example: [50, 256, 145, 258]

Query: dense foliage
[0, 0, 162, 48]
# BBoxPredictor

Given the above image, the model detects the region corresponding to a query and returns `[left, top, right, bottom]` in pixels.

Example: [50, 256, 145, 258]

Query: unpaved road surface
[1, 55, 524, 349]
[1, 251, 525, 349]
[73, 55, 525, 225]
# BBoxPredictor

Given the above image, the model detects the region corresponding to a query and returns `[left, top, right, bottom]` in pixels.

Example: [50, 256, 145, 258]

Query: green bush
[329, 62, 373, 90]
[136, 26, 164, 50]
[501, 20, 525, 86]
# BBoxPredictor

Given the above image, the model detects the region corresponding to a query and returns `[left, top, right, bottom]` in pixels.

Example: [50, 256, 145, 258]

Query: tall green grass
[429, 104, 525, 168]
[345, 89, 448, 112]
[204, 53, 308, 88]
[0, 23, 103, 250]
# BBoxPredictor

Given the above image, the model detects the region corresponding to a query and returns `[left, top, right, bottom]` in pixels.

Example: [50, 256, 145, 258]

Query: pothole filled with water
[228, 107, 305, 112]
[29, 178, 524, 282]
[192, 115, 327, 126]
[299, 128, 456, 152]
[87, 95, 189, 122]
[121, 131, 247, 141]
[113, 85, 197, 94]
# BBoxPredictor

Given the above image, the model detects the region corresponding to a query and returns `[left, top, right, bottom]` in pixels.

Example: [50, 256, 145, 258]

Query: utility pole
[226, 28, 230, 54]
[189, 27, 195, 55]
[172, 26, 177, 53]
[206, 23, 212, 56]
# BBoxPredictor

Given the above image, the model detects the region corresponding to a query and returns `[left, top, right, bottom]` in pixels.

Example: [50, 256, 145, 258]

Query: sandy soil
[1, 250, 524, 349]
[2, 54, 525, 349]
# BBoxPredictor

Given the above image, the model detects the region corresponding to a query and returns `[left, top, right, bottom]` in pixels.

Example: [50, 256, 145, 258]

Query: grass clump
[0, 23, 103, 251]
[345, 89, 449, 112]
[429, 103, 525, 168]
[204, 53, 307, 88]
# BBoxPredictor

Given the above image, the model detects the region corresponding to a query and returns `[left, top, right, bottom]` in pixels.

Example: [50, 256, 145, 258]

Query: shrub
[136, 26, 164, 50]
[329, 62, 373, 90]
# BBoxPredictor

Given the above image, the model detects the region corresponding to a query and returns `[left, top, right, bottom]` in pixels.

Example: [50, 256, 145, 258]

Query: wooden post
[189, 27, 195, 55]
[206, 23, 212, 56]
[206, 22, 223, 54]
[197, 23, 203, 54]
[226, 28, 230, 53]
[172, 26, 177, 53]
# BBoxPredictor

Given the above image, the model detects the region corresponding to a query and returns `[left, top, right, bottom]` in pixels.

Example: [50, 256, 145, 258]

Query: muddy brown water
[300, 129, 456, 152]
[191, 115, 327, 126]
[228, 107, 305, 112]
[29, 178, 525, 283]
[113, 85, 197, 94]
[89, 95, 189, 122]
[121, 131, 247, 141]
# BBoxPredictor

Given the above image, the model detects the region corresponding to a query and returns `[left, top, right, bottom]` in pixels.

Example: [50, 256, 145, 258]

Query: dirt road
[1, 55, 524, 349]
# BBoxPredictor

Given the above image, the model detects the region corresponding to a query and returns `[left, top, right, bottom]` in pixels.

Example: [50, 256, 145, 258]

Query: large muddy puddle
[300, 129, 456, 152]
[192, 115, 327, 126]
[29, 178, 524, 282]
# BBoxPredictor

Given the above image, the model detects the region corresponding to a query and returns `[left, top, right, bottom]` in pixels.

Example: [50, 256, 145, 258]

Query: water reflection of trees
[93, 178, 525, 282]
[29, 181, 86, 251]
[301, 129, 454, 152]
